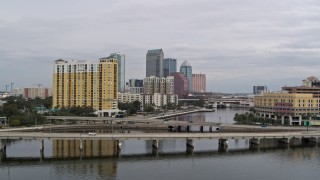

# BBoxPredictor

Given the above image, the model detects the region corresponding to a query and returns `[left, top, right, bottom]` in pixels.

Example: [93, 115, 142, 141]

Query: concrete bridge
[1, 131, 320, 157]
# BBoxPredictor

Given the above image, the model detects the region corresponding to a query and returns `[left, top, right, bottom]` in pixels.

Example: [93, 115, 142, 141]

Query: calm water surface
[1, 109, 319, 180]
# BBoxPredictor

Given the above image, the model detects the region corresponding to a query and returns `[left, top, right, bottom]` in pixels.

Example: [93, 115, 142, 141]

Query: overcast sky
[1, 0, 320, 93]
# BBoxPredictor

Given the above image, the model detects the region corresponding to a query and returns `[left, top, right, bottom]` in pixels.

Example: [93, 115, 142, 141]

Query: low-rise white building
[118, 92, 178, 111]
[140, 93, 178, 110]
[118, 92, 141, 103]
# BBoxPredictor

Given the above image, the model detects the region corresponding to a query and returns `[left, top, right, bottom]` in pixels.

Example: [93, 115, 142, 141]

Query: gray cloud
[1, 0, 320, 92]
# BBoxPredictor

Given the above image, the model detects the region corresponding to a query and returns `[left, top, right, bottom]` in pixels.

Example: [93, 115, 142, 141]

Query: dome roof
[306, 76, 318, 82]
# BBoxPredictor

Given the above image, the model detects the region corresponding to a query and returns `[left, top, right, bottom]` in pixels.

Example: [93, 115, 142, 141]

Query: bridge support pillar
[117, 140, 122, 150]
[0, 140, 6, 161]
[186, 139, 194, 148]
[0, 140, 6, 153]
[40, 139, 44, 152]
[186, 146, 194, 155]
[249, 138, 260, 150]
[200, 126, 204, 132]
[0, 151, 6, 162]
[278, 138, 289, 144]
[218, 139, 228, 152]
[40, 149, 44, 161]
[79, 139, 83, 151]
[152, 147, 159, 157]
[249, 138, 260, 145]
[302, 137, 317, 144]
[219, 139, 228, 148]
[289, 137, 301, 146]
[186, 125, 190, 132]
[152, 140, 159, 149]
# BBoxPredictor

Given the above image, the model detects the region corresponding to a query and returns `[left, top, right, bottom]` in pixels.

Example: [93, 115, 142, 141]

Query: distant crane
[33, 83, 42, 88]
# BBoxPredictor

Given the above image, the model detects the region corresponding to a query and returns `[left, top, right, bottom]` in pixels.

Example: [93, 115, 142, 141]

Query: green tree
[118, 101, 141, 115]
[2, 103, 19, 118]
[9, 115, 24, 126]
[132, 101, 141, 111]
[10, 119, 21, 126]
[145, 105, 155, 113]
[192, 99, 205, 107]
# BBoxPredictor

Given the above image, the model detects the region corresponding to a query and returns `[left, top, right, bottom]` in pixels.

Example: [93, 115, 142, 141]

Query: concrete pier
[249, 138, 260, 145]
[0, 150, 6, 162]
[290, 138, 302, 146]
[40, 149, 44, 161]
[40, 139, 44, 152]
[218, 141, 228, 152]
[177, 126, 182, 132]
[117, 140, 122, 150]
[302, 137, 318, 144]
[186, 146, 194, 154]
[186, 139, 194, 148]
[278, 138, 289, 144]
[79, 139, 83, 151]
[0, 140, 6, 152]
[152, 140, 159, 149]
[219, 139, 228, 148]
[152, 148, 159, 157]
[186, 126, 190, 132]
[200, 126, 204, 132]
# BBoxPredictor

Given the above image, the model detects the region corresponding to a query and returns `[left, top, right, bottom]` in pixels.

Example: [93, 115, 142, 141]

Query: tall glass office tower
[180, 60, 192, 91]
[110, 52, 125, 92]
[163, 58, 177, 77]
[146, 49, 164, 77]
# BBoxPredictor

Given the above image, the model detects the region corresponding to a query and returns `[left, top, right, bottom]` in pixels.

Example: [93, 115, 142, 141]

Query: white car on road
[88, 132, 97, 136]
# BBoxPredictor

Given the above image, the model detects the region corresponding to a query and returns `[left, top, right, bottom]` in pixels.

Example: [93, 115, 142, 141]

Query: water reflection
[1, 138, 319, 180]
[176, 113, 205, 122]
[52, 139, 118, 158]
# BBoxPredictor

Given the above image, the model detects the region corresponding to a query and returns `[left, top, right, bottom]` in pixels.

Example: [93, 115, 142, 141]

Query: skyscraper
[129, 79, 144, 87]
[253, 85, 267, 94]
[146, 49, 164, 77]
[128, 79, 144, 94]
[192, 74, 206, 92]
[110, 52, 125, 92]
[163, 58, 177, 77]
[180, 60, 192, 91]
[53, 58, 118, 110]
[170, 72, 189, 99]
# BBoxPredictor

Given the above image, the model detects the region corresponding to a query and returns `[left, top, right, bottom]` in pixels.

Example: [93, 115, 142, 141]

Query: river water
[1, 109, 319, 180]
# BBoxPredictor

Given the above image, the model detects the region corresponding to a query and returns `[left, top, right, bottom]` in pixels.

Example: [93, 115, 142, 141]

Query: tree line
[0, 96, 51, 126]
[234, 112, 289, 126]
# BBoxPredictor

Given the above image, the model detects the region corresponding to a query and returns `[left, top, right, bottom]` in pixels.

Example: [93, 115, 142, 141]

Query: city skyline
[2, 0, 320, 93]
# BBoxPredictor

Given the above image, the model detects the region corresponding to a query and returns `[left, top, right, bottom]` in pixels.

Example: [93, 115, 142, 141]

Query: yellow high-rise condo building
[53, 58, 118, 111]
